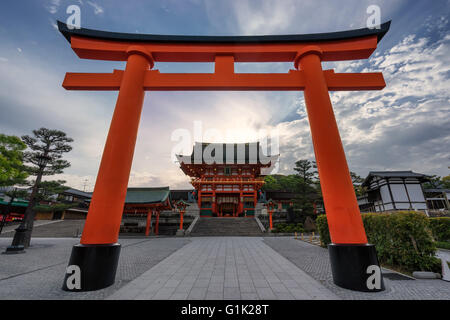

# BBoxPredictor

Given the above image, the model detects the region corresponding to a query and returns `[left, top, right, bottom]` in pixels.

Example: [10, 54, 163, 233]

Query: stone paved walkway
[108, 237, 339, 300]
[0, 237, 190, 299]
[1, 236, 448, 300]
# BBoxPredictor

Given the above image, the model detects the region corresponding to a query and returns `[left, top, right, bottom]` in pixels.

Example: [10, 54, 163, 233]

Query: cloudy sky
[0, 0, 449, 191]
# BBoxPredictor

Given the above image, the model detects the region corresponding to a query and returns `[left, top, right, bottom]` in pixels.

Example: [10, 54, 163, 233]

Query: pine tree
[10, 128, 73, 249]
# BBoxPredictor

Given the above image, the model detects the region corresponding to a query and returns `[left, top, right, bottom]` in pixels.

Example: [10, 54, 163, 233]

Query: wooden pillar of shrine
[155, 211, 160, 235]
[145, 209, 153, 236]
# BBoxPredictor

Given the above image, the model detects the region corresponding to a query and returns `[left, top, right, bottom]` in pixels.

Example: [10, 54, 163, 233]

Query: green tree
[278, 174, 301, 191]
[10, 128, 73, 249]
[0, 187, 29, 234]
[0, 134, 28, 186]
[293, 159, 317, 183]
[262, 175, 282, 191]
[0, 134, 30, 234]
[442, 175, 450, 189]
[33, 180, 72, 212]
[350, 171, 367, 197]
[292, 159, 320, 222]
[422, 175, 443, 189]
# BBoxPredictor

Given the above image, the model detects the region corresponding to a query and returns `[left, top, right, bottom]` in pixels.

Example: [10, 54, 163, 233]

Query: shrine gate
[58, 20, 390, 292]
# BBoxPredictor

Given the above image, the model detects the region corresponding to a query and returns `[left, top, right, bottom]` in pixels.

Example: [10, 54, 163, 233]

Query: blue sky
[0, 0, 449, 190]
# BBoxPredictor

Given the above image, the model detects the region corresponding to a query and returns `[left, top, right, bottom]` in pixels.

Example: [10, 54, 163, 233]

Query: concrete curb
[254, 216, 266, 233]
[184, 216, 199, 236]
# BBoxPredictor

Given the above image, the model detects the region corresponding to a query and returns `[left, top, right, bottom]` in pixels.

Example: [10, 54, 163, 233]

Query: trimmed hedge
[316, 215, 330, 246]
[428, 217, 450, 242]
[316, 211, 441, 272]
[436, 241, 450, 250]
[273, 222, 304, 233]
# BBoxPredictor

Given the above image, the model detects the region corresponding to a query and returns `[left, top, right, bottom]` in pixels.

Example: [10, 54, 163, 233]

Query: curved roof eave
[57, 20, 391, 45]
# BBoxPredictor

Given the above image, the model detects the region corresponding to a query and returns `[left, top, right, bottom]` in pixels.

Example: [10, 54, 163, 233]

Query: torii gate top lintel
[57, 20, 390, 62]
[58, 20, 390, 91]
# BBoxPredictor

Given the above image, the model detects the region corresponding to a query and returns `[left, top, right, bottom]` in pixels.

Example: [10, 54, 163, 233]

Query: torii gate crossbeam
[58, 20, 390, 293]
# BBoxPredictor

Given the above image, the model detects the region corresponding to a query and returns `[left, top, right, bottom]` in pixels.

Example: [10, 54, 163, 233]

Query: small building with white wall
[359, 171, 430, 212]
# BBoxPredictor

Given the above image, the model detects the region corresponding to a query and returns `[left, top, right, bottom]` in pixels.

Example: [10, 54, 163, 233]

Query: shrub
[436, 241, 450, 250]
[315, 211, 441, 272]
[273, 222, 304, 233]
[316, 214, 330, 248]
[428, 217, 450, 242]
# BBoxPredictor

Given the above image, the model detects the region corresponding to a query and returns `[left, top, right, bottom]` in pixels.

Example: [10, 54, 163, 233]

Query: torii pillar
[62, 46, 154, 291]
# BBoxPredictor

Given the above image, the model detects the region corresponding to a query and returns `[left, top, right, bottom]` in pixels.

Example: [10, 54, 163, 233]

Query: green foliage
[294, 160, 317, 183]
[316, 211, 441, 272]
[0, 134, 28, 186]
[22, 128, 73, 176]
[442, 175, 450, 189]
[262, 174, 302, 191]
[4, 188, 29, 203]
[436, 241, 450, 250]
[350, 171, 367, 197]
[428, 217, 450, 242]
[34, 202, 72, 212]
[316, 214, 330, 247]
[273, 222, 304, 233]
[35, 180, 69, 202]
[262, 175, 282, 190]
[422, 175, 446, 189]
[32, 180, 71, 213]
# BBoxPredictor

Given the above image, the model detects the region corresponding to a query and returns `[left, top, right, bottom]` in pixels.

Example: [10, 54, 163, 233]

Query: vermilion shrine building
[177, 142, 278, 217]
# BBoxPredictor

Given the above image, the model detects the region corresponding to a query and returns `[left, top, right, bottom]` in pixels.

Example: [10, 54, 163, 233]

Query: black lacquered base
[3, 245, 25, 254]
[62, 243, 121, 292]
[328, 243, 385, 292]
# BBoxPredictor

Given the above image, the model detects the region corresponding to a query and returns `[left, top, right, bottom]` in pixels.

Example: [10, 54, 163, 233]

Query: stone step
[190, 217, 263, 236]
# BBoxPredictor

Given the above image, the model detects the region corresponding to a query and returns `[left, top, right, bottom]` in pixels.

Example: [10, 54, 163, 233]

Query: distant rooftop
[362, 170, 430, 187]
[124, 187, 171, 204]
[63, 188, 92, 199]
[176, 142, 278, 165]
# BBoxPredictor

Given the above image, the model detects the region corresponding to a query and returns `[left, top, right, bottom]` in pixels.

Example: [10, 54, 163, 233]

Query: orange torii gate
[59, 20, 390, 292]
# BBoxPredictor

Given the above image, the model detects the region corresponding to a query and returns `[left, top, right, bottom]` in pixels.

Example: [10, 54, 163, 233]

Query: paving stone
[253, 279, 270, 288]
[170, 292, 190, 300]
[224, 287, 241, 299]
[241, 292, 259, 300]
[205, 291, 223, 300]
[256, 287, 278, 300]
[188, 287, 207, 300]
[193, 278, 210, 287]
[263, 237, 450, 300]
[0, 236, 390, 301]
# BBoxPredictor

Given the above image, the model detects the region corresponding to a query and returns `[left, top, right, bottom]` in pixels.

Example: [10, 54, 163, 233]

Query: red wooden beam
[63, 69, 385, 91]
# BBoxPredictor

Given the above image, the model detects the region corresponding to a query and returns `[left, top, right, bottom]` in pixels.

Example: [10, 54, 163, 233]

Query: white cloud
[87, 1, 104, 15]
[46, 0, 61, 14]
[203, 0, 404, 35]
[1, 3, 449, 193]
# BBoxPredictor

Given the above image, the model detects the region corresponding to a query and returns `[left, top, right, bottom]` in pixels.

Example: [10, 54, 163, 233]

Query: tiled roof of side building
[63, 188, 93, 199]
[124, 187, 171, 204]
